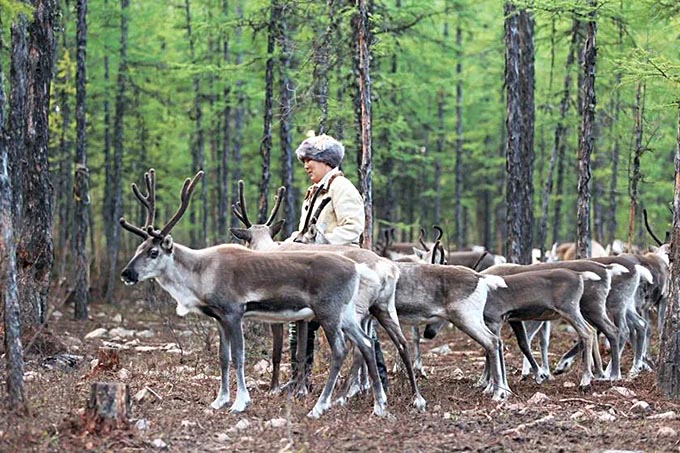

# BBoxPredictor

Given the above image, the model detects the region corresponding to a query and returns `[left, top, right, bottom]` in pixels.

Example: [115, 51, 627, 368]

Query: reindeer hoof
[229, 397, 251, 413]
[412, 395, 427, 411]
[210, 395, 230, 410]
[492, 389, 510, 401]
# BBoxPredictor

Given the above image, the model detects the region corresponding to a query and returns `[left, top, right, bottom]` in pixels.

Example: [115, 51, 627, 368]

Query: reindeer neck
[156, 244, 206, 303]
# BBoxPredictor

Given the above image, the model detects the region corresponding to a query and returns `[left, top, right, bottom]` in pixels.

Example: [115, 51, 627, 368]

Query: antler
[131, 169, 156, 229]
[643, 208, 664, 246]
[119, 168, 157, 239]
[155, 170, 204, 238]
[232, 180, 252, 228]
[418, 228, 429, 251]
[299, 187, 323, 236]
[265, 186, 286, 226]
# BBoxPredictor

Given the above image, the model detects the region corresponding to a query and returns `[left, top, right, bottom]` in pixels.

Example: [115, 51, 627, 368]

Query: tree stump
[83, 382, 130, 433]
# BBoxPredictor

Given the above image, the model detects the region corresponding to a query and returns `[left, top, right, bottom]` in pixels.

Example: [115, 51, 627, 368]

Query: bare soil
[2, 286, 680, 452]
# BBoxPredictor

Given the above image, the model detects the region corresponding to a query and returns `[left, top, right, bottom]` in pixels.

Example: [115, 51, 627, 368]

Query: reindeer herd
[119, 169, 670, 420]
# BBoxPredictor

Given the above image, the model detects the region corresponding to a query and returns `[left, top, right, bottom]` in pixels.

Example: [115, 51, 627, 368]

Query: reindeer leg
[509, 321, 548, 384]
[342, 321, 388, 417]
[227, 318, 252, 413]
[294, 320, 310, 398]
[411, 326, 426, 378]
[627, 308, 650, 376]
[270, 323, 283, 393]
[308, 325, 347, 419]
[560, 311, 594, 388]
[538, 321, 551, 377]
[586, 311, 620, 380]
[520, 321, 544, 378]
[337, 317, 370, 404]
[372, 306, 427, 411]
[210, 322, 232, 409]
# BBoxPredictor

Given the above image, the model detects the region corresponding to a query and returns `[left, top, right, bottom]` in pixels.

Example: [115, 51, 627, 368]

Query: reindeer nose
[120, 268, 138, 285]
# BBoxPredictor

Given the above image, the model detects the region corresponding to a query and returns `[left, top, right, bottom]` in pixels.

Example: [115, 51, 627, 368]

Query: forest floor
[1, 285, 680, 452]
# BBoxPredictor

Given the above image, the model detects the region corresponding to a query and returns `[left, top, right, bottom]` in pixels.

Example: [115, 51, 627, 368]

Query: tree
[575, 0, 597, 259]
[104, 0, 129, 304]
[1, 17, 25, 409]
[504, 2, 535, 265]
[16, 0, 58, 327]
[73, 0, 90, 320]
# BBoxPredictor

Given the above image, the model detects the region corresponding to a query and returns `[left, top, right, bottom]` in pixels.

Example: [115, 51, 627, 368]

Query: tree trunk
[454, 24, 464, 250]
[184, 0, 207, 248]
[313, 0, 336, 134]
[657, 100, 680, 398]
[16, 0, 58, 327]
[83, 382, 130, 433]
[607, 11, 624, 245]
[1, 34, 26, 407]
[628, 81, 645, 251]
[230, 1, 245, 229]
[105, 0, 129, 304]
[504, 3, 535, 265]
[278, 4, 295, 239]
[73, 0, 90, 320]
[217, 0, 231, 243]
[355, 0, 373, 250]
[257, 0, 277, 224]
[435, 88, 444, 227]
[102, 0, 113, 253]
[575, 0, 597, 260]
[537, 17, 580, 260]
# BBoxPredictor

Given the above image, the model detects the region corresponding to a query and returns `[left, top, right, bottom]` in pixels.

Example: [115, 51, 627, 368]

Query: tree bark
[607, 10, 624, 245]
[83, 382, 130, 433]
[257, 0, 277, 224]
[504, 3, 535, 265]
[278, 3, 296, 239]
[628, 81, 645, 251]
[102, 0, 113, 252]
[657, 100, 680, 398]
[230, 1, 245, 229]
[356, 0, 373, 250]
[454, 24, 464, 250]
[105, 0, 129, 304]
[1, 32, 26, 407]
[217, 0, 231, 243]
[17, 0, 58, 326]
[184, 0, 207, 248]
[73, 0, 90, 320]
[575, 0, 597, 260]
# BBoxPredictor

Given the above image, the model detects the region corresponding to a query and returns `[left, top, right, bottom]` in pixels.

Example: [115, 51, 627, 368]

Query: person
[286, 133, 388, 390]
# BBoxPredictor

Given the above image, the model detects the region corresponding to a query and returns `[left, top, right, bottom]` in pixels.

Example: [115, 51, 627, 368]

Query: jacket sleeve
[323, 177, 365, 245]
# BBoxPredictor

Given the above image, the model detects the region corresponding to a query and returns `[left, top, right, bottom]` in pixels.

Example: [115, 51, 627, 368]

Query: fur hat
[295, 134, 345, 168]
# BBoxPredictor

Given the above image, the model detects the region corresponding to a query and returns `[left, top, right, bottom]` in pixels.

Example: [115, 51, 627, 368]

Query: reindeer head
[413, 226, 447, 264]
[119, 169, 203, 285]
[229, 180, 286, 248]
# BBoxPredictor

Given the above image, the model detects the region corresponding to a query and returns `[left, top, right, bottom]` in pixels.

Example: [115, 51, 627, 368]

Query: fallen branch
[501, 414, 555, 436]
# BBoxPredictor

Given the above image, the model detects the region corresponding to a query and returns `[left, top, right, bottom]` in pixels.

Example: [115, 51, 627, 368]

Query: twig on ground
[501, 414, 555, 436]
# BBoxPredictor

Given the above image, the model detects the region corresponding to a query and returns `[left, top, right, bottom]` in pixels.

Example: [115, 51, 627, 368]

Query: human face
[303, 158, 332, 184]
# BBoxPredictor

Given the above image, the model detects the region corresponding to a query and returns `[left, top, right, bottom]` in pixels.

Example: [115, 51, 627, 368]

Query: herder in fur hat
[288, 133, 365, 246]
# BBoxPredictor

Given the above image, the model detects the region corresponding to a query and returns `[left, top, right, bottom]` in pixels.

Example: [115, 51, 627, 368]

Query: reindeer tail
[580, 271, 601, 281]
[482, 274, 507, 290]
[635, 264, 654, 284]
[605, 263, 629, 277]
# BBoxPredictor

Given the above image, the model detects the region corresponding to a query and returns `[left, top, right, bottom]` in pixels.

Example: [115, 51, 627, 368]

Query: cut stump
[83, 382, 130, 433]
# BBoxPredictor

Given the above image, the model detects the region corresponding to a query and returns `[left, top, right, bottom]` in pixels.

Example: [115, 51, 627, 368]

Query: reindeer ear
[161, 235, 174, 251]
[230, 228, 252, 243]
[413, 247, 425, 259]
[269, 220, 285, 239]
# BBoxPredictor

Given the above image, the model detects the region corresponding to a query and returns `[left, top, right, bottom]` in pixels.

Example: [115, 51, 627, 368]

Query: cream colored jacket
[290, 168, 365, 246]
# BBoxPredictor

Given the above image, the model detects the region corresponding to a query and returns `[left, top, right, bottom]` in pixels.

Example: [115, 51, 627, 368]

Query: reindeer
[119, 169, 387, 418]
[229, 181, 427, 410]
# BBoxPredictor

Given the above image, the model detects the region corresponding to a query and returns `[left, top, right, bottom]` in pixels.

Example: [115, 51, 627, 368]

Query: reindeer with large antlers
[119, 169, 388, 418]
[230, 180, 427, 410]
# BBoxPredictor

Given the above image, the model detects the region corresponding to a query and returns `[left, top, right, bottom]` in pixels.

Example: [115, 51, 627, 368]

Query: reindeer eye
[149, 248, 159, 259]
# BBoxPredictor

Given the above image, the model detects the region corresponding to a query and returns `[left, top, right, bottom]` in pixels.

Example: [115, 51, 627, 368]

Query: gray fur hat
[295, 134, 345, 168]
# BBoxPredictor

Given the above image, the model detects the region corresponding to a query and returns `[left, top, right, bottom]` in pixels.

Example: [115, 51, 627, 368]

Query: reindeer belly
[507, 305, 559, 322]
[243, 300, 315, 323]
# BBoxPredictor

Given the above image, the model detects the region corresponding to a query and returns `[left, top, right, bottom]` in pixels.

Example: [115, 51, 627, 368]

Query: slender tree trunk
[356, 0, 373, 249]
[217, 0, 231, 243]
[184, 0, 207, 247]
[575, 0, 597, 259]
[230, 1, 244, 228]
[628, 82, 645, 251]
[16, 0, 58, 326]
[538, 17, 580, 259]
[102, 0, 113, 251]
[504, 3, 535, 265]
[73, 0, 90, 320]
[278, 5, 295, 238]
[434, 22, 447, 226]
[257, 0, 277, 224]
[454, 24, 464, 250]
[313, 0, 336, 134]
[607, 6, 623, 245]
[1, 26, 25, 409]
[105, 0, 129, 304]
[657, 100, 680, 398]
